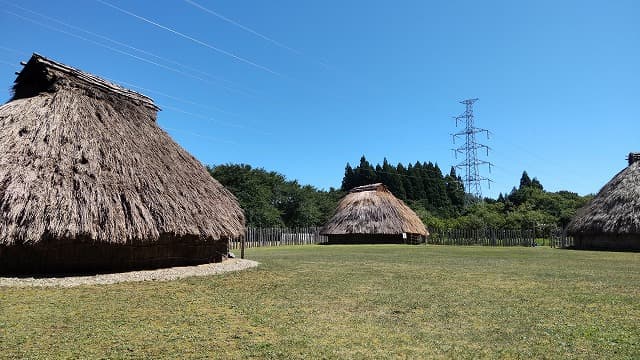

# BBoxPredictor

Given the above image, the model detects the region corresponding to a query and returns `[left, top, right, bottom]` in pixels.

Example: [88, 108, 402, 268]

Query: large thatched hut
[567, 153, 640, 250]
[320, 183, 428, 244]
[0, 53, 245, 273]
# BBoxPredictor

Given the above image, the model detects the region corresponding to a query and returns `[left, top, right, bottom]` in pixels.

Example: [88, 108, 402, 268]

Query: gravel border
[0, 258, 259, 288]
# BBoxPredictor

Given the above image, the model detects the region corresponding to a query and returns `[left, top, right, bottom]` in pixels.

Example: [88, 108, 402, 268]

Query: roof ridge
[21, 53, 159, 111]
[349, 183, 387, 193]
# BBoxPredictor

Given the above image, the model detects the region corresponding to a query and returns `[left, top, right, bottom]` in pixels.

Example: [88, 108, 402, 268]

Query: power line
[0, 45, 30, 57]
[159, 125, 237, 145]
[159, 104, 247, 130]
[8, 2, 342, 108]
[183, 0, 331, 70]
[1, 47, 266, 137]
[371, 168, 455, 180]
[102, 81, 269, 134]
[3, 10, 219, 83]
[159, 103, 272, 136]
[0, 48, 267, 140]
[0, 59, 18, 67]
[4, 1, 350, 108]
[95, 0, 281, 76]
[184, 0, 301, 55]
[110, 78, 240, 118]
[3, 1, 252, 96]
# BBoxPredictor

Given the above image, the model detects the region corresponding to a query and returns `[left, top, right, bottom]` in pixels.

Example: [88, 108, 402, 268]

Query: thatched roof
[0, 53, 244, 246]
[320, 183, 428, 236]
[567, 154, 640, 236]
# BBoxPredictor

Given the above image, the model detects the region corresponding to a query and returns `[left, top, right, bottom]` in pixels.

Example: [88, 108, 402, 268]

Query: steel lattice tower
[451, 98, 493, 200]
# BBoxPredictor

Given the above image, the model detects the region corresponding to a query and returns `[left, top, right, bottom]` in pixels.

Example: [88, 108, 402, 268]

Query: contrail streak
[95, 0, 281, 76]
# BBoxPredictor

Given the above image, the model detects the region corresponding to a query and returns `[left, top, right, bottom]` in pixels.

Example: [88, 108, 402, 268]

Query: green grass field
[1, 245, 638, 359]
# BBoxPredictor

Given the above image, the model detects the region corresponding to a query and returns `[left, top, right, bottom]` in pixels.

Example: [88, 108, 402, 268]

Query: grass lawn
[1, 245, 638, 359]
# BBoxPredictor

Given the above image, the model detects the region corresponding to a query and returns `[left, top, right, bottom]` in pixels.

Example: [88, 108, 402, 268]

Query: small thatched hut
[0, 53, 245, 273]
[567, 153, 640, 250]
[320, 183, 428, 244]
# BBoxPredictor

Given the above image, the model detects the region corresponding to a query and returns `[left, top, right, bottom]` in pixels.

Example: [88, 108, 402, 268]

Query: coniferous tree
[382, 158, 405, 199]
[397, 163, 412, 200]
[445, 166, 466, 213]
[430, 163, 451, 211]
[519, 171, 532, 189]
[378, 159, 389, 188]
[341, 163, 355, 191]
[508, 186, 523, 205]
[422, 162, 443, 209]
[355, 155, 377, 186]
[409, 161, 426, 199]
[405, 163, 416, 199]
[531, 177, 544, 190]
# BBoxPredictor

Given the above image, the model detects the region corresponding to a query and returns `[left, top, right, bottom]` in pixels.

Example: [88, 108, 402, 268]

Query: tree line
[208, 164, 342, 228]
[426, 171, 592, 236]
[209, 158, 592, 236]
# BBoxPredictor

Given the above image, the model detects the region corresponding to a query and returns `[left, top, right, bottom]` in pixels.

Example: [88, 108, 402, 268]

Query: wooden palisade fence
[229, 227, 327, 251]
[550, 228, 574, 248]
[426, 228, 535, 247]
[230, 227, 539, 251]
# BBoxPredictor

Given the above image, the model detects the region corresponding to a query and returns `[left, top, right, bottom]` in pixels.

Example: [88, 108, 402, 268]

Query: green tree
[354, 155, 378, 187]
[341, 163, 355, 191]
[209, 164, 341, 228]
[409, 161, 426, 199]
[382, 158, 405, 199]
[519, 171, 532, 189]
[445, 167, 465, 215]
[339, 159, 592, 232]
[531, 177, 544, 190]
[397, 163, 413, 200]
[208, 164, 283, 227]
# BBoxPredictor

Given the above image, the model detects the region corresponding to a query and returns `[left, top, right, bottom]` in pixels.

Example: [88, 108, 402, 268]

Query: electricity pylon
[451, 98, 493, 200]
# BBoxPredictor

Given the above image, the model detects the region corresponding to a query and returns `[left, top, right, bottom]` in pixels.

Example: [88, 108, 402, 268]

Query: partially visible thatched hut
[567, 153, 640, 250]
[0, 53, 245, 273]
[320, 183, 428, 244]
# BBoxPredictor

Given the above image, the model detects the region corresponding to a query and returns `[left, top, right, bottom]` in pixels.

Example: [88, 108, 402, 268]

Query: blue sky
[1, 0, 638, 197]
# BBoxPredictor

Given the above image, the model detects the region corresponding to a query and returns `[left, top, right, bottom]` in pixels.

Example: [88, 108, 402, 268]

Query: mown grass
[1, 246, 639, 359]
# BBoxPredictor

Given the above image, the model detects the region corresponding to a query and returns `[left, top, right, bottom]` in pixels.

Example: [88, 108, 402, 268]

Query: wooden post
[241, 234, 245, 259]
[531, 222, 536, 247]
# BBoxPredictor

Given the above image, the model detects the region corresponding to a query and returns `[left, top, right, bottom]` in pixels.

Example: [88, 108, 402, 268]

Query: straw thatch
[320, 183, 428, 244]
[0, 53, 245, 273]
[566, 153, 640, 250]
